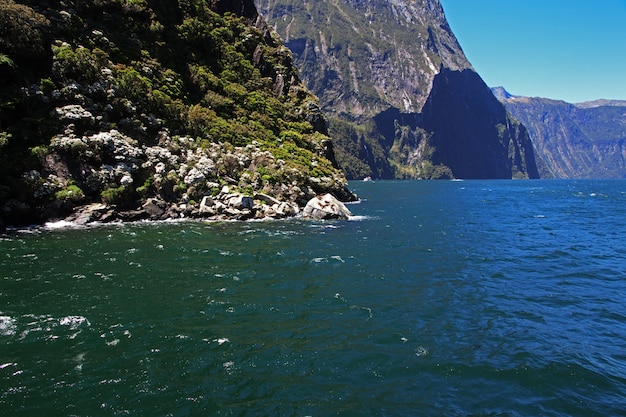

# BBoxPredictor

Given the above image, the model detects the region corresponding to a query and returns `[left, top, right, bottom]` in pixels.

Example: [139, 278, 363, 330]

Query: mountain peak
[257, 0, 471, 116]
[257, 0, 539, 180]
[491, 86, 514, 100]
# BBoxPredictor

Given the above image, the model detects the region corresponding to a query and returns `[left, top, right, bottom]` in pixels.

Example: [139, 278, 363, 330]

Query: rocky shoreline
[0, 0, 358, 230]
[1, 120, 357, 228]
[1, 192, 356, 234]
[65, 190, 354, 225]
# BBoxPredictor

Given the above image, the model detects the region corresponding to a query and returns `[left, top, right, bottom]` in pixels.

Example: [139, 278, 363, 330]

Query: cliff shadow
[420, 67, 539, 179]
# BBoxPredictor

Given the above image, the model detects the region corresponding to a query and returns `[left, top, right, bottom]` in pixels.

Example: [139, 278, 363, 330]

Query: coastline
[1, 190, 360, 235]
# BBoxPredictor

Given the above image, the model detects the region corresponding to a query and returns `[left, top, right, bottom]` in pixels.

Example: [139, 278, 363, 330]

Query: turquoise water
[2, 180, 626, 416]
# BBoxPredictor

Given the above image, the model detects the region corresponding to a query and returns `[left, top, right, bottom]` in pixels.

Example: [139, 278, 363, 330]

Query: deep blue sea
[2, 180, 626, 416]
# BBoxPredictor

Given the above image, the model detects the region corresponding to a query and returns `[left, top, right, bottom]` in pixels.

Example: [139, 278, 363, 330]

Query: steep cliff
[0, 0, 355, 227]
[256, 0, 539, 179]
[494, 87, 626, 178]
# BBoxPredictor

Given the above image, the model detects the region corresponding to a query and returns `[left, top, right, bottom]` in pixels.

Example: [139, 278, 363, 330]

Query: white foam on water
[0, 315, 17, 337]
[333, 293, 347, 303]
[312, 256, 346, 264]
[74, 353, 86, 372]
[11, 314, 92, 341]
[0, 362, 17, 369]
[59, 315, 91, 329]
[348, 215, 370, 221]
[415, 346, 429, 357]
[94, 272, 114, 280]
[223, 361, 235, 373]
[44, 220, 76, 230]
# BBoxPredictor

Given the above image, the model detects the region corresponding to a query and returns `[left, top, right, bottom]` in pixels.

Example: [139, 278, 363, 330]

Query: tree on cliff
[0, 0, 354, 227]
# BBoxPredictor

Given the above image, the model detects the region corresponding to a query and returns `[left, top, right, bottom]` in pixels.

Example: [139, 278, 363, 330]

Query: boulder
[278, 202, 299, 218]
[67, 203, 109, 225]
[254, 192, 281, 206]
[142, 198, 166, 218]
[200, 195, 215, 210]
[302, 193, 352, 220]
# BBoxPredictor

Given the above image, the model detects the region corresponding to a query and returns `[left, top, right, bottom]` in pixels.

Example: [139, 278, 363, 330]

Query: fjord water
[2, 180, 626, 416]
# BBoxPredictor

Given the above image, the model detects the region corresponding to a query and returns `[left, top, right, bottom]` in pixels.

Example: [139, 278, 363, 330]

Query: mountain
[575, 99, 626, 109]
[493, 87, 626, 178]
[256, 0, 539, 180]
[0, 0, 355, 227]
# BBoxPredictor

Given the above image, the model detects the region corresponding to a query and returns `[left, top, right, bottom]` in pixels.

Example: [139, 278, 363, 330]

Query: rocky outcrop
[256, 0, 540, 179]
[31, 125, 348, 224]
[0, 0, 357, 227]
[303, 193, 352, 220]
[64, 187, 302, 225]
[494, 87, 626, 178]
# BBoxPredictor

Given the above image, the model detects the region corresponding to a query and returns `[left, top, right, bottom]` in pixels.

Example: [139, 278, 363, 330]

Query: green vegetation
[0, 53, 14, 67]
[101, 186, 128, 205]
[0, 0, 351, 225]
[258, 0, 458, 179]
[328, 114, 454, 180]
[56, 184, 85, 203]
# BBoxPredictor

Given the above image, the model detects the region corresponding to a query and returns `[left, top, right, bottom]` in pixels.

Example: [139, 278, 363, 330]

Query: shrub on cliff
[0, 0, 354, 226]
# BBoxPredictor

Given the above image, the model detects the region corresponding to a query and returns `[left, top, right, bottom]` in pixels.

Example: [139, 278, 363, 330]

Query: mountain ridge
[493, 87, 626, 178]
[257, 0, 540, 180]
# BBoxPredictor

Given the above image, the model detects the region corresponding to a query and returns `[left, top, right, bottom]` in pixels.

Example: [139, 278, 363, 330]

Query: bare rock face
[493, 87, 626, 179]
[256, 0, 540, 180]
[303, 194, 352, 220]
[258, 0, 469, 117]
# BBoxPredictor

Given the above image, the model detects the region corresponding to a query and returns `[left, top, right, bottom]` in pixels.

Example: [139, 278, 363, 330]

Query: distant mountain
[493, 87, 626, 178]
[575, 99, 626, 109]
[256, 0, 539, 180]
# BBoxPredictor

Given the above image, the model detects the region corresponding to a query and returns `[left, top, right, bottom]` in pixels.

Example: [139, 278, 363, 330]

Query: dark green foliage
[328, 117, 385, 180]
[0, 0, 349, 225]
[0, 0, 51, 63]
[100, 185, 129, 204]
[56, 184, 85, 203]
[328, 115, 451, 180]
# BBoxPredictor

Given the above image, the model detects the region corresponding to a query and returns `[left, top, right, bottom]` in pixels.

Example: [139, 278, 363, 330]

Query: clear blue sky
[439, 0, 626, 103]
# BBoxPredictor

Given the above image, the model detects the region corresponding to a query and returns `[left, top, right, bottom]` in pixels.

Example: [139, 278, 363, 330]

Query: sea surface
[1, 179, 626, 417]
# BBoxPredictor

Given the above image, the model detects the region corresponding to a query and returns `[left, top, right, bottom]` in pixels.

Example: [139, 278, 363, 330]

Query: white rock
[120, 175, 133, 186]
[184, 167, 205, 185]
[302, 193, 352, 220]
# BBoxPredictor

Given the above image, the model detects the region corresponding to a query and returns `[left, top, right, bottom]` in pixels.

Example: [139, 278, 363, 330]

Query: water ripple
[1, 180, 626, 416]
